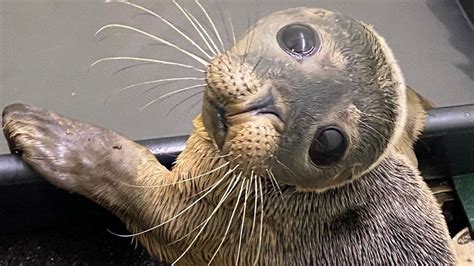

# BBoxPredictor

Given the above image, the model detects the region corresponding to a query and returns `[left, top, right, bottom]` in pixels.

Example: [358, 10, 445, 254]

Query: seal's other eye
[277, 23, 319, 59]
[309, 126, 347, 166]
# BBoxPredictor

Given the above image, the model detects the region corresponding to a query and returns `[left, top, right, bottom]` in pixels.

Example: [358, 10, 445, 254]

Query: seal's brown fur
[2, 6, 456, 265]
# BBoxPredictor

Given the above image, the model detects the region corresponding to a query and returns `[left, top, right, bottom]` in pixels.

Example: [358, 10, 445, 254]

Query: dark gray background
[1, 0, 473, 153]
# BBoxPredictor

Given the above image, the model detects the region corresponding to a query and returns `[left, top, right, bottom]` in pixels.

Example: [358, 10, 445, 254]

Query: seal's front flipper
[2, 103, 169, 209]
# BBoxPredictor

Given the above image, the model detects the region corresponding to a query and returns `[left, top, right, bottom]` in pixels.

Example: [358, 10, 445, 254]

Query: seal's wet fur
[3, 6, 456, 265]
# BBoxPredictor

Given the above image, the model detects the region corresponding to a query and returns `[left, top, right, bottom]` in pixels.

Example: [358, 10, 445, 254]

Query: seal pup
[2, 5, 457, 265]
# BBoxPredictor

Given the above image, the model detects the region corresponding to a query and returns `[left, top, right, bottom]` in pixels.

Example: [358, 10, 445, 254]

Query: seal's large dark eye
[309, 126, 348, 166]
[277, 23, 319, 59]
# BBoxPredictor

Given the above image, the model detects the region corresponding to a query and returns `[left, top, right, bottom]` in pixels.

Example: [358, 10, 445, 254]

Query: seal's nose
[203, 54, 284, 150]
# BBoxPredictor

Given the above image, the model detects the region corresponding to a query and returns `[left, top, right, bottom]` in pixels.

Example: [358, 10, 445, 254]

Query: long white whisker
[121, 77, 204, 92]
[185, 8, 221, 55]
[266, 169, 283, 199]
[359, 120, 390, 142]
[236, 178, 250, 265]
[249, 172, 258, 239]
[108, 165, 239, 237]
[172, 173, 242, 265]
[173, 0, 218, 56]
[254, 176, 264, 265]
[119, 161, 230, 188]
[91, 57, 205, 73]
[95, 24, 208, 65]
[140, 84, 206, 111]
[265, 169, 278, 195]
[274, 157, 299, 180]
[104, 77, 204, 105]
[194, 0, 225, 52]
[167, 90, 203, 115]
[228, 17, 236, 46]
[208, 172, 245, 264]
[167, 172, 242, 247]
[107, 0, 213, 60]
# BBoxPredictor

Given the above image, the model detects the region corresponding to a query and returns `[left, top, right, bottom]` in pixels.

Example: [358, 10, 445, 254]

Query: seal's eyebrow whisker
[173, 0, 218, 56]
[358, 120, 390, 143]
[91, 57, 205, 73]
[140, 83, 206, 111]
[194, 0, 225, 53]
[96, 24, 209, 66]
[105, 0, 214, 60]
[172, 173, 242, 265]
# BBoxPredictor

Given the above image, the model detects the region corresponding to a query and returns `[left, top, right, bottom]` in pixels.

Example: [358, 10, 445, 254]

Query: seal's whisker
[167, 90, 203, 115]
[236, 178, 250, 265]
[265, 169, 279, 196]
[104, 77, 204, 105]
[194, 0, 225, 52]
[165, 219, 204, 246]
[242, 8, 259, 66]
[254, 176, 265, 266]
[251, 56, 264, 74]
[111, 62, 154, 75]
[173, 0, 218, 56]
[214, 1, 232, 51]
[267, 169, 283, 199]
[186, 98, 204, 118]
[184, 7, 221, 56]
[91, 57, 205, 73]
[364, 113, 406, 131]
[249, 172, 258, 240]
[359, 120, 390, 143]
[121, 77, 204, 92]
[228, 17, 236, 46]
[240, 16, 252, 66]
[364, 113, 393, 123]
[107, 0, 214, 60]
[172, 173, 241, 265]
[208, 172, 245, 264]
[95, 24, 208, 66]
[168, 170, 240, 246]
[108, 165, 239, 238]
[140, 84, 206, 111]
[118, 161, 231, 188]
[274, 156, 300, 180]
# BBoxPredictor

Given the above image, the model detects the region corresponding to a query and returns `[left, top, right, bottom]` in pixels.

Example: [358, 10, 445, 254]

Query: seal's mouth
[227, 95, 284, 121]
[203, 94, 284, 150]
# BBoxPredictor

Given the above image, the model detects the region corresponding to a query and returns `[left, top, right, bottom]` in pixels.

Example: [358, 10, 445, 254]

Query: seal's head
[202, 8, 407, 192]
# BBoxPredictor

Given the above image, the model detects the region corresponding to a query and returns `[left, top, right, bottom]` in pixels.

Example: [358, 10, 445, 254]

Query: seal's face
[202, 8, 406, 192]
